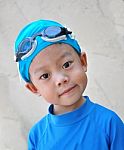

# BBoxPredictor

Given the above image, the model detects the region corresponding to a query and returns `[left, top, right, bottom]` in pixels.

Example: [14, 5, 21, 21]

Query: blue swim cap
[14, 20, 81, 82]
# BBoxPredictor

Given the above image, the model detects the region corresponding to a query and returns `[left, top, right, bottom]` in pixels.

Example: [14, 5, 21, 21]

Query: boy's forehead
[34, 43, 75, 60]
[45, 43, 74, 51]
[30, 44, 75, 72]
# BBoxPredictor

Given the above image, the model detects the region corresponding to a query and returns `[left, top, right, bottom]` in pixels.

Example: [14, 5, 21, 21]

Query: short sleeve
[109, 113, 124, 150]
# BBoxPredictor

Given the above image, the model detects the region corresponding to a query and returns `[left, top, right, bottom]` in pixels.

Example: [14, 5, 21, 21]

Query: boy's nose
[55, 73, 69, 87]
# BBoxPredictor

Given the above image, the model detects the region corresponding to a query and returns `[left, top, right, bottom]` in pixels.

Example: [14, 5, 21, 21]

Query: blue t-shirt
[28, 96, 124, 150]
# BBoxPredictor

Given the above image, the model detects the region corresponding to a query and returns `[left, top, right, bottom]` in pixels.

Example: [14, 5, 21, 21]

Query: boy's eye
[63, 61, 73, 69]
[40, 73, 49, 80]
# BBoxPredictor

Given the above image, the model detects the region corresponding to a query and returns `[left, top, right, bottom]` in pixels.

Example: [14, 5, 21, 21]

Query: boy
[14, 20, 124, 150]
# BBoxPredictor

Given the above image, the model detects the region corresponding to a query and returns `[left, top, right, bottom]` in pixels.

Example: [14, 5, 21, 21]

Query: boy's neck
[53, 97, 85, 115]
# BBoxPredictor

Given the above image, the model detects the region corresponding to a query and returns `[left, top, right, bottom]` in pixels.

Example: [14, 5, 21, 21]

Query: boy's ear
[80, 52, 87, 72]
[25, 83, 39, 94]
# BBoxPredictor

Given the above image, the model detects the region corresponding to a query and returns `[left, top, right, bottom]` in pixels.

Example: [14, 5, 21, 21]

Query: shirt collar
[48, 96, 95, 126]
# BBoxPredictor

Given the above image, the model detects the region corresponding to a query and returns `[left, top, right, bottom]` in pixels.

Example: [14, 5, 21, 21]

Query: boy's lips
[59, 85, 77, 96]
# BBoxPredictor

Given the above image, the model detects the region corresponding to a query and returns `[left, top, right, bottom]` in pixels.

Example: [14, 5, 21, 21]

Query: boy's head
[14, 20, 81, 83]
[14, 20, 88, 110]
[28, 43, 87, 108]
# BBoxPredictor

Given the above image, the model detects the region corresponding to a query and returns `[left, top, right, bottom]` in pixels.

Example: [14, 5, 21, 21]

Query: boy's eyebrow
[34, 66, 47, 75]
[57, 52, 72, 61]
[34, 52, 72, 75]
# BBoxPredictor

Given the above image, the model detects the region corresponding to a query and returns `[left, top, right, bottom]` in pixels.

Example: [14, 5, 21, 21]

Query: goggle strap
[41, 35, 67, 42]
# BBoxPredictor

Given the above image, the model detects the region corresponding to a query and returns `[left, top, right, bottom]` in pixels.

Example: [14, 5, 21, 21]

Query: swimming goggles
[15, 26, 72, 62]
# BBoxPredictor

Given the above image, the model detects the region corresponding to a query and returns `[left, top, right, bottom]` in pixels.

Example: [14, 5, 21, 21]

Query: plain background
[0, 0, 124, 149]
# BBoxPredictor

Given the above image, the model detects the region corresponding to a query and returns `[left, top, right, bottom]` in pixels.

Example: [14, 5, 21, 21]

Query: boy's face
[27, 43, 87, 112]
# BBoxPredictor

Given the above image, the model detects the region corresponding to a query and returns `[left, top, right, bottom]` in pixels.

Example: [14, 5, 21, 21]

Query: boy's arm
[109, 113, 124, 150]
[28, 129, 36, 150]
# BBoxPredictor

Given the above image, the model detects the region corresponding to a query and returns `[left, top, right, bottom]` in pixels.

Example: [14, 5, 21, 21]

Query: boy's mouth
[59, 85, 77, 96]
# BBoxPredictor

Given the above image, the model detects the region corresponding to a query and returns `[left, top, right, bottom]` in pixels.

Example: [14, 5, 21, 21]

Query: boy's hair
[14, 20, 81, 83]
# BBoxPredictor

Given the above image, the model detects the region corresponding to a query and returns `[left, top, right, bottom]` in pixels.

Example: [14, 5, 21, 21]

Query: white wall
[0, 0, 124, 149]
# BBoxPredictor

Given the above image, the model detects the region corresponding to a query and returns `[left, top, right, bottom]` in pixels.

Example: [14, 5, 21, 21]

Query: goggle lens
[19, 38, 32, 53]
[44, 26, 61, 38]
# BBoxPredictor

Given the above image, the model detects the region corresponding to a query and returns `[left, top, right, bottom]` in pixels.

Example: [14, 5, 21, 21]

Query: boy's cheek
[73, 66, 85, 76]
[72, 69, 87, 83]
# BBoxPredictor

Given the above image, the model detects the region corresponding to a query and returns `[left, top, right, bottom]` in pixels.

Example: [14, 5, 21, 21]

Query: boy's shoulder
[28, 114, 49, 144]
[92, 101, 124, 131]
[94, 102, 120, 120]
[85, 96, 123, 124]
[30, 114, 49, 132]
[94, 102, 116, 116]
